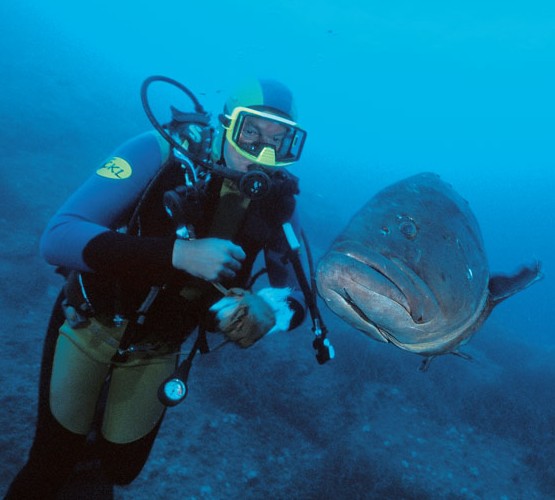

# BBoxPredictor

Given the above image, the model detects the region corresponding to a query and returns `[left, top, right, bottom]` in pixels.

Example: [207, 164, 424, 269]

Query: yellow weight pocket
[102, 354, 177, 443]
[50, 318, 178, 443]
[49, 319, 125, 435]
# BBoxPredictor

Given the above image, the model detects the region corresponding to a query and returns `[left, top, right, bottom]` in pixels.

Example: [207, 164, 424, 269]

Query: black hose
[301, 229, 318, 305]
[140, 75, 209, 163]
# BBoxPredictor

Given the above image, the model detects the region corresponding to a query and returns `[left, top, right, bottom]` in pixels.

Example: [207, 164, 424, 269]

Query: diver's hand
[210, 289, 276, 347]
[210, 287, 293, 347]
[172, 238, 245, 282]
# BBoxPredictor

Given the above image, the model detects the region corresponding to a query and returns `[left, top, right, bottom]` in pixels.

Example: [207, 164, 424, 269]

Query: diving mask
[224, 107, 307, 167]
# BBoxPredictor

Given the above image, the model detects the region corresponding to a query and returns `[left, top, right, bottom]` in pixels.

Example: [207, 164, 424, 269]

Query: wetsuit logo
[96, 157, 132, 179]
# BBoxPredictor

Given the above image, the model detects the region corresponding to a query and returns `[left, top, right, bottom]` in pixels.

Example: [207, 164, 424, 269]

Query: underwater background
[1, 1, 554, 498]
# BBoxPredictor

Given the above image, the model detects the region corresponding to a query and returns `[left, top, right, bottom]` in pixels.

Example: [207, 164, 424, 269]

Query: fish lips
[317, 241, 440, 333]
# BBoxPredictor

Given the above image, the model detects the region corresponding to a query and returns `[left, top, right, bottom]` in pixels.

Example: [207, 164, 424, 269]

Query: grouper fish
[315, 172, 543, 369]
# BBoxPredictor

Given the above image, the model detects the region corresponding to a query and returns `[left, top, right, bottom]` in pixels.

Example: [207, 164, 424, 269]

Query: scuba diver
[6, 76, 331, 498]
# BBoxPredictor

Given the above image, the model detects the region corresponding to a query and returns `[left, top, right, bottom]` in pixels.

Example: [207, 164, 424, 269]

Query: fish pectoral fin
[419, 350, 472, 371]
[418, 356, 435, 372]
[488, 261, 543, 305]
[451, 350, 472, 361]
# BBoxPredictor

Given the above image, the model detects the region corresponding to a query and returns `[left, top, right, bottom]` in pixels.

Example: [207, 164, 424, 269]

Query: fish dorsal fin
[488, 262, 543, 305]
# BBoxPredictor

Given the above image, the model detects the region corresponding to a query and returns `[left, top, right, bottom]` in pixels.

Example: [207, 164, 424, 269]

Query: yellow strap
[179, 178, 248, 300]
[209, 178, 250, 239]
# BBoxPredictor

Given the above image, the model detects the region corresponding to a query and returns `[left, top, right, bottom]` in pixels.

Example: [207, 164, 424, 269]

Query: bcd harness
[62, 169, 332, 407]
[62, 75, 334, 407]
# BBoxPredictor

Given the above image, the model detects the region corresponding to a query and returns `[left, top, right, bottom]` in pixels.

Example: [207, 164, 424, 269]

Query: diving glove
[210, 287, 293, 347]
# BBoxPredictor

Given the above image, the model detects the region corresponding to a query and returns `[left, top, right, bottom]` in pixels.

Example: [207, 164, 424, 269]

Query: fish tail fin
[488, 261, 543, 306]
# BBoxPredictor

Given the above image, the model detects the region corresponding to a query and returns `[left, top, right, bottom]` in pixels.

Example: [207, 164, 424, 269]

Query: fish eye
[397, 215, 418, 240]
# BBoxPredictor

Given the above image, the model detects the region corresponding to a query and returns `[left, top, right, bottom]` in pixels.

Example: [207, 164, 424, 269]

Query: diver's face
[223, 115, 288, 172]
[223, 140, 251, 172]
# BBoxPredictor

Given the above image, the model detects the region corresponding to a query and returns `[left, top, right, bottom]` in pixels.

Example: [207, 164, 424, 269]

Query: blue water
[1, 1, 554, 498]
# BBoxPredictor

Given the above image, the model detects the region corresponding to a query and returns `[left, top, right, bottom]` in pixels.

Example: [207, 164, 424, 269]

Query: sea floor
[1, 271, 553, 499]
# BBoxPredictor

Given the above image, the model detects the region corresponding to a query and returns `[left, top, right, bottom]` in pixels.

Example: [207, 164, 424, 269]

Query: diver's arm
[264, 208, 307, 330]
[40, 131, 177, 281]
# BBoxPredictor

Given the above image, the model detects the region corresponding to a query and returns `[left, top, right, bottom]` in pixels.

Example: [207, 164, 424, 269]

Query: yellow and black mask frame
[223, 107, 307, 168]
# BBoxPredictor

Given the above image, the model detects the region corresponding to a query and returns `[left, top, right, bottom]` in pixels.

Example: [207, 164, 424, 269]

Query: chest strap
[179, 178, 250, 302]
[209, 177, 251, 239]
[113, 178, 251, 360]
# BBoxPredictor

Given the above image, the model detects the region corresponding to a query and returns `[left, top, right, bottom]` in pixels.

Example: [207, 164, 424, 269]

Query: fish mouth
[340, 287, 405, 345]
[327, 241, 439, 324]
[341, 288, 405, 348]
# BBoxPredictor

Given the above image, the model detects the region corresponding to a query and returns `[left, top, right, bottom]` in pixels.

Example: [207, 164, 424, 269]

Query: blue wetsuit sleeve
[40, 131, 176, 280]
[264, 207, 307, 330]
